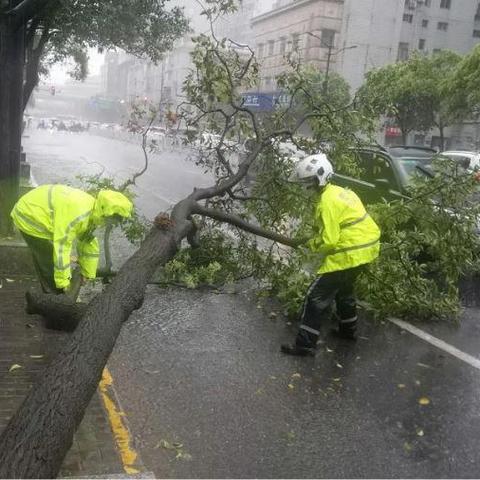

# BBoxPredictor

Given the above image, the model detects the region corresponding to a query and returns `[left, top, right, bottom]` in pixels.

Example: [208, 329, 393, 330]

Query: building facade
[251, 0, 344, 92]
[337, 0, 480, 92]
[251, 0, 480, 148]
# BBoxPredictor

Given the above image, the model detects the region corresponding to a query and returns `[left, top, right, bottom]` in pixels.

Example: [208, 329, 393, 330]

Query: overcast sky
[46, 48, 104, 85]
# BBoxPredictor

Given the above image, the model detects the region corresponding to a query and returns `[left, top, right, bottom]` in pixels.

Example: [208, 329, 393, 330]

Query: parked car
[332, 146, 439, 204]
[440, 150, 480, 171]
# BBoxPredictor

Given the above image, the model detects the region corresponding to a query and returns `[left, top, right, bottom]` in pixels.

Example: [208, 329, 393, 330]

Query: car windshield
[394, 154, 435, 182]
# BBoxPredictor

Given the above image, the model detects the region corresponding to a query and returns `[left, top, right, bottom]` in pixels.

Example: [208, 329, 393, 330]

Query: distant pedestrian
[11, 185, 133, 295]
[281, 154, 381, 357]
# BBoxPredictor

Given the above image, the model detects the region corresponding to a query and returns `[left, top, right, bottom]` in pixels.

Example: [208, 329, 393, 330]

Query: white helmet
[290, 154, 334, 186]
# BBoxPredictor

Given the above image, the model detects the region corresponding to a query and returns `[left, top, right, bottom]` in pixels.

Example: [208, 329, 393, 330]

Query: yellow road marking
[99, 367, 140, 475]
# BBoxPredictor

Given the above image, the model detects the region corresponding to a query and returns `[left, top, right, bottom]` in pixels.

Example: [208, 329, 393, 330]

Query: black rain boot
[281, 328, 317, 357]
[280, 343, 316, 356]
[331, 317, 357, 341]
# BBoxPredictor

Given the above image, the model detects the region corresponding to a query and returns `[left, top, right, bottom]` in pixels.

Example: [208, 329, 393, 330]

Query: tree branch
[191, 203, 305, 248]
[5, 0, 52, 29]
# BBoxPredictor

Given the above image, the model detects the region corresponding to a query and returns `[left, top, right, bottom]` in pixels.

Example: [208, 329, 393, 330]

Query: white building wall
[336, 0, 404, 92]
[399, 0, 480, 57]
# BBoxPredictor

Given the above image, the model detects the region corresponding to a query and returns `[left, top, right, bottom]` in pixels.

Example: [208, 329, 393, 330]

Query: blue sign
[241, 91, 292, 112]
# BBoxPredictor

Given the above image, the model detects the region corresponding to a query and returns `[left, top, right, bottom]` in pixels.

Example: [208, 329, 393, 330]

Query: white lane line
[389, 317, 480, 371]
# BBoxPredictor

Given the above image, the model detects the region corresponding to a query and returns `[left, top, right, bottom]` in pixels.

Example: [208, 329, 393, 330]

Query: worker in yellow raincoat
[281, 154, 381, 357]
[11, 185, 133, 295]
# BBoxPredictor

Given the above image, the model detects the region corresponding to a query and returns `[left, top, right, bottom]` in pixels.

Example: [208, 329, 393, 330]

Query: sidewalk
[0, 241, 128, 477]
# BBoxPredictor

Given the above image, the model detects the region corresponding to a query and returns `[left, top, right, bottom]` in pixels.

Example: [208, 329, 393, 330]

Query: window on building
[433, 48, 442, 54]
[440, 0, 451, 8]
[397, 42, 410, 61]
[268, 40, 275, 56]
[424, 0, 431, 5]
[279, 37, 287, 54]
[291, 33, 300, 51]
[437, 22, 448, 31]
[473, 29, 480, 37]
[475, 2, 480, 21]
[321, 29, 336, 48]
[422, 19, 429, 27]
[418, 38, 426, 49]
[403, 13, 413, 23]
[257, 43, 264, 58]
[404, 0, 415, 10]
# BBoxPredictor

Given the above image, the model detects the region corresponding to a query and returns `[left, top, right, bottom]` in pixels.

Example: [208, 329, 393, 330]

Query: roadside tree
[0, 0, 188, 236]
[358, 51, 467, 149]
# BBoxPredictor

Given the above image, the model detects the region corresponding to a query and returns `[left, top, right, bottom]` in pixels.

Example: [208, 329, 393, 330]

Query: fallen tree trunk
[26, 291, 87, 331]
[0, 222, 180, 478]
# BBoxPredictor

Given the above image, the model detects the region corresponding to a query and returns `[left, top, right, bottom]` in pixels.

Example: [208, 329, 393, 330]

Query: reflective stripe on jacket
[307, 184, 381, 274]
[11, 185, 99, 289]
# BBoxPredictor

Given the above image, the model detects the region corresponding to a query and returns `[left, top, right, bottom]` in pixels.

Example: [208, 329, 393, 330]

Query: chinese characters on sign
[241, 92, 292, 111]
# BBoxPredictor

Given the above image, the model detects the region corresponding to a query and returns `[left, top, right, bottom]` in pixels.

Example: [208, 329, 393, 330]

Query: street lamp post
[306, 31, 357, 96]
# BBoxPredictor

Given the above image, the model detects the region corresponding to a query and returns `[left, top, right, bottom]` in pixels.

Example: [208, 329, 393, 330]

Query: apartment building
[338, 0, 480, 92]
[251, 0, 344, 92]
[252, 0, 480, 92]
[251, 0, 480, 147]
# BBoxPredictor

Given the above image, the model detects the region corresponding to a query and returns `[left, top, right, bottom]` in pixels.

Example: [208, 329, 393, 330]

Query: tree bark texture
[0, 16, 24, 236]
[0, 225, 178, 478]
[25, 291, 87, 331]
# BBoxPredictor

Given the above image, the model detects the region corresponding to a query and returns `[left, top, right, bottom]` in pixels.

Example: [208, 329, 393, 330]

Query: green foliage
[359, 158, 480, 320]
[159, 228, 256, 288]
[358, 51, 466, 142]
[449, 43, 480, 115]
[12, 0, 190, 84]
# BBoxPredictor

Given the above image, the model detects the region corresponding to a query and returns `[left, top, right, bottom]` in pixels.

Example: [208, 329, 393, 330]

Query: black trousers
[296, 265, 364, 347]
[21, 232, 63, 294]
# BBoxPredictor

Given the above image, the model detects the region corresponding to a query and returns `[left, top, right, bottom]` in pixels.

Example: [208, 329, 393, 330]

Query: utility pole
[323, 43, 334, 96]
[305, 31, 357, 97]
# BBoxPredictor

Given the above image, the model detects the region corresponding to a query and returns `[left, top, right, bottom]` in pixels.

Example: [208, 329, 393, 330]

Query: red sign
[385, 127, 402, 137]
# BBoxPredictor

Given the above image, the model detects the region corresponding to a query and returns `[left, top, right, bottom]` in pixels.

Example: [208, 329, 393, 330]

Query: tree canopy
[358, 50, 467, 148]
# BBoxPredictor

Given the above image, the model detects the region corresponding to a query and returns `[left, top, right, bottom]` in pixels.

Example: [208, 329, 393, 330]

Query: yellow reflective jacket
[11, 185, 133, 289]
[307, 184, 381, 274]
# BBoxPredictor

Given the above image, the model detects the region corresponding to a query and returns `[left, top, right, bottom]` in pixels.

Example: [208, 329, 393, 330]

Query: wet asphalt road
[23, 130, 480, 478]
[23, 129, 211, 220]
[107, 285, 480, 479]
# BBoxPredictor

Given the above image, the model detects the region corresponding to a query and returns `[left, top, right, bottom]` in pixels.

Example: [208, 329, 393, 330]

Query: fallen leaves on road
[418, 397, 430, 405]
[336, 362, 343, 369]
[8, 364, 23, 372]
[416, 428, 425, 437]
[417, 362, 432, 369]
[291, 373, 301, 379]
[287, 383, 295, 390]
[29, 355, 43, 359]
[397, 384, 406, 389]
[326, 347, 334, 353]
[5, 278, 14, 283]
[286, 431, 296, 443]
[156, 439, 192, 461]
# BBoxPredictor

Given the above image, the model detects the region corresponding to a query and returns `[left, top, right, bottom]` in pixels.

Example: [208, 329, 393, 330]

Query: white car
[441, 150, 480, 171]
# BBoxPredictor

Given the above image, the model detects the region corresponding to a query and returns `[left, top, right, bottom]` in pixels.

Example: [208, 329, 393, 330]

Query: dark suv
[332, 146, 437, 204]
